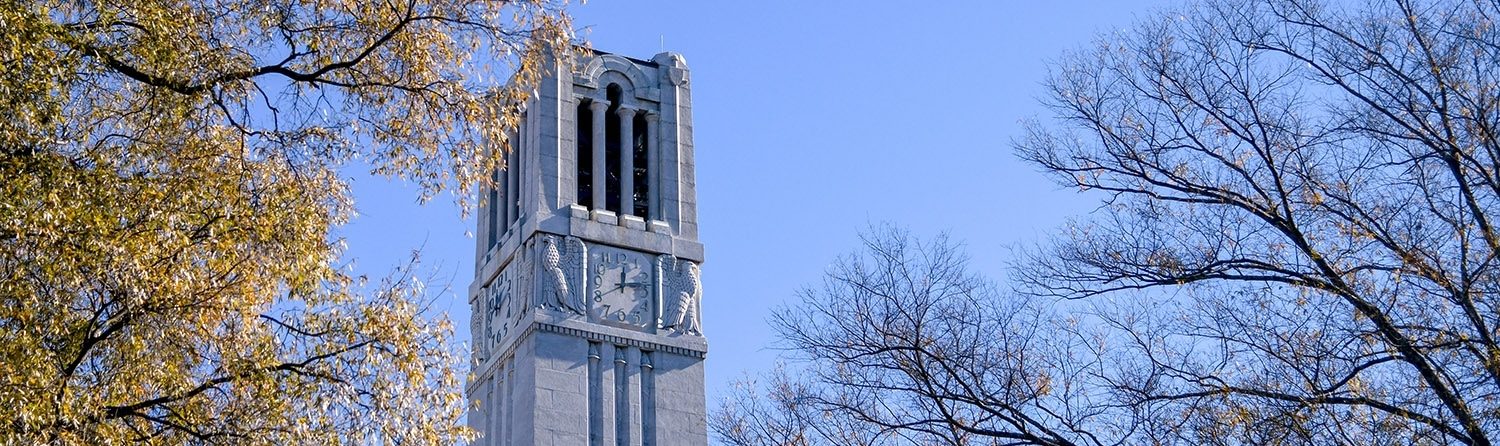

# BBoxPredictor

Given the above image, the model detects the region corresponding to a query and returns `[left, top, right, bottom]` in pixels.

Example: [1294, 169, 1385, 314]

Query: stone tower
[467, 47, 705, 446]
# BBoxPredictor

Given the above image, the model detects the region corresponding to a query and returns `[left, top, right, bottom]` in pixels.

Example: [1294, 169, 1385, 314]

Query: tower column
[644, 111, 659, 220]
[590, 100, 609, 211]
[617, 107, 638, 217]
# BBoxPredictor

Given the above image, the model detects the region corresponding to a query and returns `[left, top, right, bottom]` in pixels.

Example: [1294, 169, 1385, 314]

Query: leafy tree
[716, 0, 1500, 444]
[0, 0, 567, 443]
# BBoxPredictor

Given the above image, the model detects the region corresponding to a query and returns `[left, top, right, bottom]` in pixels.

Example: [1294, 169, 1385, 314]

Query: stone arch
[597, 71, 638, 108]
[576, 54, 658, 103]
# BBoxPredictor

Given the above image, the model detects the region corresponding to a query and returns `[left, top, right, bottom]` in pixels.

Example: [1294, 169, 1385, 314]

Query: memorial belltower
[467, 47, 706, 446]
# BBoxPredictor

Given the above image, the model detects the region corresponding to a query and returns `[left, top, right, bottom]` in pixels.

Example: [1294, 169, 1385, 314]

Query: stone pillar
[625, 347, 643, 446]
[590, 100, 609, 210]
[617, 107, 637, 218]
[644, 111, 659, 221]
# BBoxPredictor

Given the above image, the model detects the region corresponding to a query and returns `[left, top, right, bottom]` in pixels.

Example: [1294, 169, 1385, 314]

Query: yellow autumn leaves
[0, 0, 570, 444]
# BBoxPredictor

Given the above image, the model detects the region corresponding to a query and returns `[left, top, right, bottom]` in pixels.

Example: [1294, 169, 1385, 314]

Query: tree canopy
[715, 0, 1500, 444]
[0, 0, 568, 443]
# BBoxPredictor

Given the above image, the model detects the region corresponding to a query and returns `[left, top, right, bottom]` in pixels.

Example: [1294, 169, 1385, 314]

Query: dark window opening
[509, 113, 523, 227]
[487, 169, 499, 248]
[632, 113, 649, 218]
[576, 101, 593, 209]
[604, 85, 624, 214]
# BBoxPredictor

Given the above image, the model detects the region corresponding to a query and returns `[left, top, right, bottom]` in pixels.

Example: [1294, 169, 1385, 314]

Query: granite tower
[467, 47, 706, 446]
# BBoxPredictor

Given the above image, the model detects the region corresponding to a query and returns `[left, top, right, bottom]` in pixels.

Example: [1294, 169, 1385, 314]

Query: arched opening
[574, 78, 651, 222]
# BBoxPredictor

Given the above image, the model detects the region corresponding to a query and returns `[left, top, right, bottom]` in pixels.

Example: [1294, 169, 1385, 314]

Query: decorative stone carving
[472, 296, 488, 362]
[537, 234, 587, 315]
[658, 255, 702, 336]
[574, 53, 659, 100]
[653, 51, 690, 87]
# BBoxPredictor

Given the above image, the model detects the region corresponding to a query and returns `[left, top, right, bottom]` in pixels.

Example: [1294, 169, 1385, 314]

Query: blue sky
[339, 0, 1171, 416]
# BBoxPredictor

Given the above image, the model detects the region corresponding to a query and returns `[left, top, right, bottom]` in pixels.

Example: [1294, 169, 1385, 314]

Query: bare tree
[712, 226, 1126, 446]
[718, 0, 1500, 445]
[1016, 0, 1500, 444]
[713, 367, 890, 446]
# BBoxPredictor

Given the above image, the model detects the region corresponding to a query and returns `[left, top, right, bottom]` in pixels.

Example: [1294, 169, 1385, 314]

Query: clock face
[589, 245, 653, 331]
[487, 266, 515, 345]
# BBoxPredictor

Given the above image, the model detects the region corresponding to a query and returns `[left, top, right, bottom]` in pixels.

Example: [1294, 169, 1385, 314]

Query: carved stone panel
[658, 255, 702, 336]
[472, 294, 488, 362]
[536, 234, 587, 315]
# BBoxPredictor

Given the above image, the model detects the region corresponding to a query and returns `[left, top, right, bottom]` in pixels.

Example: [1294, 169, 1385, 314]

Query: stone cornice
[536, 323, 705, 359]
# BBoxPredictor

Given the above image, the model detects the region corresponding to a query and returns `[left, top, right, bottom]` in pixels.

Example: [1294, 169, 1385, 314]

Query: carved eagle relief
[658, 255, 703, 336]
[538, 235, 587, 315]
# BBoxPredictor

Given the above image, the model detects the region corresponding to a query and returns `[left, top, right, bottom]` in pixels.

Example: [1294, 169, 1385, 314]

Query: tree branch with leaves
[0, 0, 570, 444]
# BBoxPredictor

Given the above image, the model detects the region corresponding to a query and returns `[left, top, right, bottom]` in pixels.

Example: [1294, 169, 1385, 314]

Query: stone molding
[471, 309, 709, 388]
[537, 323, 705, 359]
